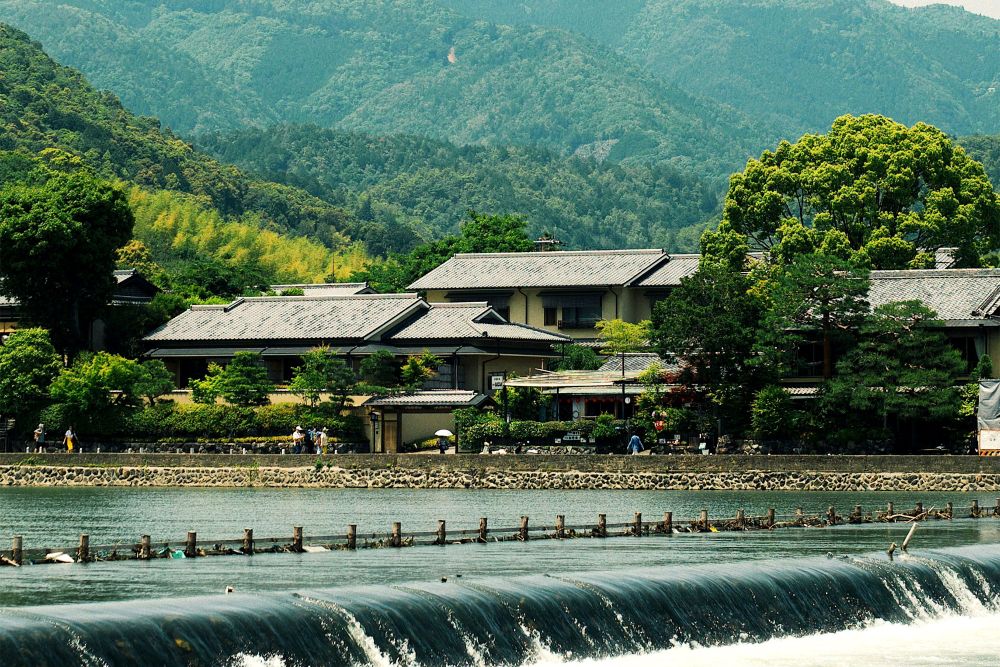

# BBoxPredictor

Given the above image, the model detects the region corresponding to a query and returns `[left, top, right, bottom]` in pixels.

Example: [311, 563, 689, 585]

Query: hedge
[40, 402, 364, 440]
[459, 417, 636, 451]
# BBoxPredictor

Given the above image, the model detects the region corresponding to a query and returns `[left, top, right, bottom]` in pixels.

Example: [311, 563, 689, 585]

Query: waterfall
[1, 545, 998, 666]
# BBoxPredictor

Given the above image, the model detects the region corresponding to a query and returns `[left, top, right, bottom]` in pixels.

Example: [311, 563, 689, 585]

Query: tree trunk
[822, 329, 832, 379]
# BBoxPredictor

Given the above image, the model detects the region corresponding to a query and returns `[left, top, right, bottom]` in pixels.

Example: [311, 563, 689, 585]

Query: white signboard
[979, 430, 1000, 453]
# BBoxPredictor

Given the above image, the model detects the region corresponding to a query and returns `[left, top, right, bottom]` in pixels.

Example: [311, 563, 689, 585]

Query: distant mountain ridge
[0, 0, 773, 174]
[441, 0, 1000, 140]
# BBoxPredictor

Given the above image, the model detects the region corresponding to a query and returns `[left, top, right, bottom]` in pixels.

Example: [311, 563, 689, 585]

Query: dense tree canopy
[0, 170, 134, 353]
[200, 125, 721, 252]
[0, 328, 61, 430]
[755, 253, 870, 379]
[724, 115, 1000, 268]
[651, 263, 764, 432]
[823, 301, 966, 449]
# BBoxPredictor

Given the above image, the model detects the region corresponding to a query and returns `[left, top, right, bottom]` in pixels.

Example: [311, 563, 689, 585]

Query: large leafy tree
[651, 262, 763, 434]
[724, 114, 1000, 268]
[756, 253, 870, 379]
[0, 171, 134, 353]
[216, 352, 273, 407]
[290, 347, 356, 411]
[48, 352, 146, 432]
[823, 301, 965, 450]
[0, 328, 62, 429]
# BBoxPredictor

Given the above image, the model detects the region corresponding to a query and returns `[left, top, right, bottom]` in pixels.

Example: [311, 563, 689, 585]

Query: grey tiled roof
[868, 269, 1000, 323]
[270, 282, 372, 295]
[390, 302, 569, 342]
[934, 248, 958, 270]
[598, 353, 678, 374]
[364, 390, 489, 407]
[145, 293, 425, 342]
[408, 249, 669, 290]
[636, 254, 701, 287]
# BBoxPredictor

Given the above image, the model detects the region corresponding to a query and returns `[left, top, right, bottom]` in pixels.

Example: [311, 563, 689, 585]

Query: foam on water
[4, 545, 1000, 666]
[532, 612, 1000, 667]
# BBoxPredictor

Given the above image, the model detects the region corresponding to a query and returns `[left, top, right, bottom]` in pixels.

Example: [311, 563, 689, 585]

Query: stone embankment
[3, 458, 1000, 491]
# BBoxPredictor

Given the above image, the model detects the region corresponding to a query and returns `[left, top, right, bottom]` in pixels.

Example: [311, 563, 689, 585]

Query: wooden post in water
[663, 511, 672, 535]
[827, 507, 837, 526]
[391, 522, 402, 547]
[915, 501, 924, 516]
[597, 514, 607, 538]
[853, 505, 862, 522]
[634, 512, 643, 536]
[887, 501, 894, 521]
[699, 509, 709, 532]
[185, 531, 197, 558]
[292, 526, 304, 552]
[437, 520, 447, 545]
[766, 508, 775, 528]
[478, 518, 488, 543]
[140, 534, 151, 560]
[12, 536, 22, 566]
[795, 508, 804, 524]
[242, 528, 254, 555]
[736, 509, 745, 529]
[972, 499, 980, 518]
[77, 534, 89, 563]
[995, 498, 1000, 516]
[347, 524, 357, 550]
[946, 502, 954, 519]
[519, 516, 529, 541]
[555, 515, 565, 539]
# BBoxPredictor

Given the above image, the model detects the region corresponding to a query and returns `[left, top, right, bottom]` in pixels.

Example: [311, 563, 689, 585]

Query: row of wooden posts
[4, 499, 1000, 566]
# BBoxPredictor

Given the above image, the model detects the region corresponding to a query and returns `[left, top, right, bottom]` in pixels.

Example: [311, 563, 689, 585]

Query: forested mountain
[0, 24, 384, 287]
[442, 0, 1000, 140]
[962, 135, 1000, 191]
[197, 125, 720, 251]
[0, 24, 409, 257]
[0, 0, 770, 174]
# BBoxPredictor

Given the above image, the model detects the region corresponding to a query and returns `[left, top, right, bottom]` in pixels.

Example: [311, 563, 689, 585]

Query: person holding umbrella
[435, 429, 453, 454]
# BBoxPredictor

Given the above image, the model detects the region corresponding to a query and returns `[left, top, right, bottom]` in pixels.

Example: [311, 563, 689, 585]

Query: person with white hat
[292, 426, 305, 454]
[33, 424, 45, 452]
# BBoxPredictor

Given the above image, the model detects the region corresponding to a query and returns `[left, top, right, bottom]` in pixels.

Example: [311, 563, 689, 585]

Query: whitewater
[5, 545, 1000, 666]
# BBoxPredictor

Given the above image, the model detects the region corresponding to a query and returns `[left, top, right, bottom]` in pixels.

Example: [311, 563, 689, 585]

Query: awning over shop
[364, 390, 490, 409]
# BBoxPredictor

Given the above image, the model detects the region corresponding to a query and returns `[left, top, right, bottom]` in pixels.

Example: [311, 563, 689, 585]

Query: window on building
[544, 307, 557, 326]
[495, 306, 511, 321]
[540, 292, 603, 329]
[560, 303, 602, 329]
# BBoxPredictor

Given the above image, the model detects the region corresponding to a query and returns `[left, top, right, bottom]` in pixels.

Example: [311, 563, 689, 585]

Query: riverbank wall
[2, 454, 1000, 490]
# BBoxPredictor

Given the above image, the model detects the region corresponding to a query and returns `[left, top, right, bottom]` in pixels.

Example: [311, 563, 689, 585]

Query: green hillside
[0, 24, 411, 254]
[962, 135, 1000, 191]
[442, 0, 1000, 139]
[197, 125, 720, 251]
[0, 0, 770, 173]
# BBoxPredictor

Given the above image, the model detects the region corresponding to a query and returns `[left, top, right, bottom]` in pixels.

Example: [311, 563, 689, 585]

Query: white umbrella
[435, 429, 454, 437]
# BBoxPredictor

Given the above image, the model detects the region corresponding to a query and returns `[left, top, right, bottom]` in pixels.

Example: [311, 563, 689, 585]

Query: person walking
[33, 423, 45, 452]
[319, 427, 329, 455]
[63, 426, 76, 453]
[627, 434, 644, 455]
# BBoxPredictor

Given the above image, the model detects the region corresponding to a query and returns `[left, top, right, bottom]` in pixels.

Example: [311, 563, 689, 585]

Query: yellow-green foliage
[128, 187, 368, 283]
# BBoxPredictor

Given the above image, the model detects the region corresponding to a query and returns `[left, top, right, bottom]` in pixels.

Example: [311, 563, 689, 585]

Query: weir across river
[5, 499, 1000, 566]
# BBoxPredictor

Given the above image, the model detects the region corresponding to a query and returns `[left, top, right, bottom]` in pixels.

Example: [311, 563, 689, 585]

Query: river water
[2, 487, 1000, 666]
